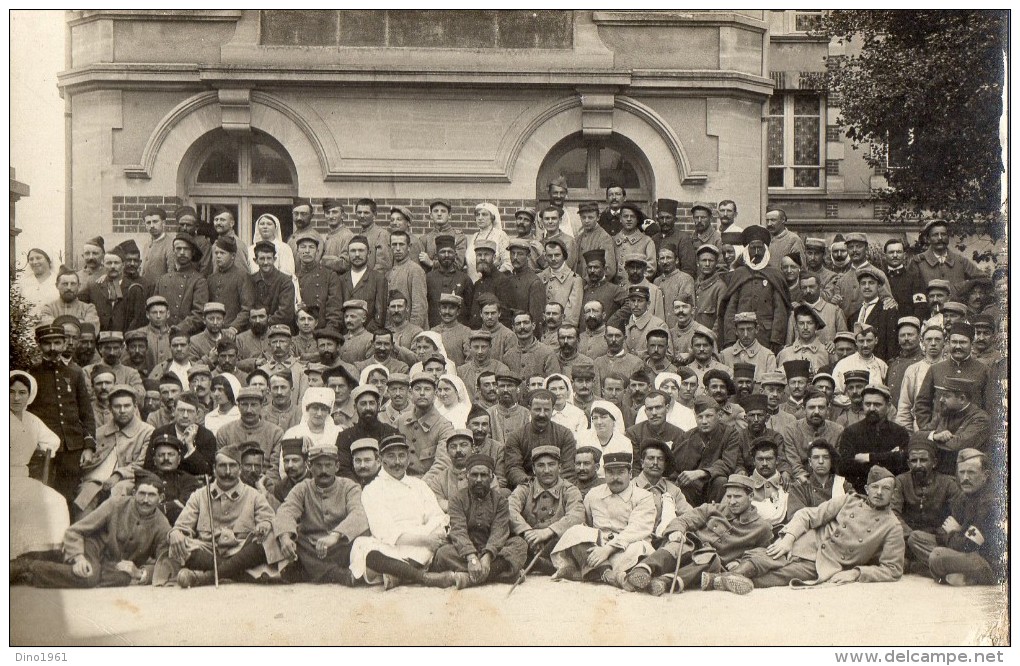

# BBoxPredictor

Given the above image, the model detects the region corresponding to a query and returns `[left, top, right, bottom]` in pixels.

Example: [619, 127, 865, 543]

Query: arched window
[536, 133, 653, 208]
[180, 129, 299, 241]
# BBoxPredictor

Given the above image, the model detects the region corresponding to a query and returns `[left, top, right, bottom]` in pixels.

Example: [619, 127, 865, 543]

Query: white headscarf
[579, 398, 631, 476]
[10, 371, 37, 407]
[359, 363, 390, 386]
[590, 399, 626, 436]
[741, 242, 771, 272]
[249, 213, 297, 276]
[409, 331, 458, 376]
[435, 374, 471, 429]
[280, 387, 341, 476]
[466, 202, 512, 281]
[544, 373, 589, 434]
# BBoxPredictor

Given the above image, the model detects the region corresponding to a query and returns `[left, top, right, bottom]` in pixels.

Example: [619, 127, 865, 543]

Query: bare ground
[10, 575, 1007, 647]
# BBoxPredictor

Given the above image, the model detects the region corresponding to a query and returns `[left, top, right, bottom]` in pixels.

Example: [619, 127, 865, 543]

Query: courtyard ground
[10, 575, 1007, 646]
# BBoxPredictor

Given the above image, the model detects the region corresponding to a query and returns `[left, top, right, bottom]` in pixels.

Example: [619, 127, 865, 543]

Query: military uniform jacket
[719, 265, 791, 350]
[388, 258, 429, 329]
[693, 273, 727, 333]
[141, 234, 175, 283]
[447, 487, 512, 558]
[655, 270, 695, 329]
[273, 477, 369, 544]
[361, 224, 393, 273]
[148, 423, 218, 477]
[785, 297, 848, 347]
[884, 349, 925, 410]
[611, 231, 657, 276]
[836, 419, 910, 491]
[539, 265, 585, 327]
[505, 422, 577, 489]
[296, 264, 342, 330]
[504, 338, 560, 386]
[131, 324, 172, 369]
[63, 495, 170, 566]
[574, 225, 618, 281]
[850, 301, 900, 362]
[913, 357, 991, 431]
[915, 249, 984, 298]
[721, 339, 777, 379]
[670, 424, 742, 490]
[321, 227, 355, 273]
[82, 276, 147, 332]
[508, 477, 585, 536]
[501, 268, 545, 329]
[663, 502, 772, 564]
[782, 493, 904, 584]
[426, 266, 474, 328]
[206, 263, 255, 331]
[341, 268, 388, 332]
[939, 484, 1005, 579]
[891, 471, 961, 537]
[399, 407, 456, 477]
[885, 263, 928, 319]
[251, 267, 297, 328]
[779, 419, 844, 481]
[30, 359, 96, 452]
[153, 265, 209, 336]
[430, 321, 471, 367]
[38, 298, 101, 331]
[924, 404, 992, 475]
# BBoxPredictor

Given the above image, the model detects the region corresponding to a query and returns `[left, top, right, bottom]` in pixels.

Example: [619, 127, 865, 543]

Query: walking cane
[667, 546, 684, 596]
[506, 542, 551, 599]
[203, 475, 219, 588]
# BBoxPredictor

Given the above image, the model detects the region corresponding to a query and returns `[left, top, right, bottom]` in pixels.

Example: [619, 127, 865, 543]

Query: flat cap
[507, 238, 533, 252]
[267, 324, 292, 339]
[108, 384, 137, 402]
[690, 202, 713, 215]
[842, 369, 870, 385]
[124, 330, 147, 344]
[861, 383, 892, 402]
[379, 433, 410, 453]
[942, 301, 968, 316]
[733, 312, 758, 324]
[351, 438, 379, 454]
[811, 372, 836, 387]
[693, 394, 720, 414]
[926, 279, 952, 294]
[439, 293, 464, 306]
[342, 299, 369, 312]
[627, 285, 650, 300]
[409, 371, 436, 387]
[253, 240, 277, 256]
[543, 237, 568, 258]
[236, 386, 265, 402]
[623, 252, 649, 266]
[602, 451, 633, 470]
[390, 206, 413, 222]
[172, 234, 202, 261]
[449, 428, 474, 443]
[897, 316, 922, 331]
[531, 445, 561, 462]
[146, 295, 169, 310]
[351, 384, 381, 402]
[723, 474, 755, 493]
[187, 364, 212, 378]
[691, 326, 717, 347]
[292, 230, 321, 247]
[313, 327, 343, 343]
[474, 239, 498, 254]
[387, 372, 410, 386]
[759, 371, 788, 387]
[696, 243, 720, 257]
[304, 362, 327, 376]
[856, 266, 885, 285]
[833, 331, 858, 345]
[150, 432, 186, 454]
[203, 302, 226, 315]
[804, 237, 827, 250]
[845, 232, 868, 245]
[578, 201, 600, 215]
[97, 331, 125, 344]
[468, 330, 492, 343]
[429, 199, 452, 211]
[307, 444, 340, 461]
[971, 314, 995, 330]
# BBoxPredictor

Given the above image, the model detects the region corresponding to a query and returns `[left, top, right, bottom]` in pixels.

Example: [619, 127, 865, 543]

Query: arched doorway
[179, 129, 299, 243]
[536, 132, 654, 212]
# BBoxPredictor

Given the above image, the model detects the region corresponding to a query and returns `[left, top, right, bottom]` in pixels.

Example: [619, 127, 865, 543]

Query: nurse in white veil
[249, 213, 296, 276]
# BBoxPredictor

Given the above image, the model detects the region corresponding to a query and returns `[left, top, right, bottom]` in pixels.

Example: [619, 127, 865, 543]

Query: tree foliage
[823, 10, 1007, 235]
[10, 269, 40, 371]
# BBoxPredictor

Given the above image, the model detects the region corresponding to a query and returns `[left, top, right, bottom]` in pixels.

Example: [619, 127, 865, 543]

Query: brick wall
[112, 195, 182, 233]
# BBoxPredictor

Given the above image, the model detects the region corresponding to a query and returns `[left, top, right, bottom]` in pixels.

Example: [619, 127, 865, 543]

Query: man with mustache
[764, 208, 805, 270]
[913, 449, 1004, 586]
[423, 430, 496, 513]
[336, 384, 399, 481]
[579, 300, 609, 360]
[915, 377, 991, 476]
[75, 236, 106, 296]
[170, 443, 279, 588]
[719, 226, 791, 353]
[143, 432, 202, 525]
[490, 373, 530, 446]
[39, 269, 101, 331]
[274, 443, 369, 585]
[140, 207, 175, 283]
[671, 395, 743, 506]
[914, 220, 985, 298]
[420, 199, 468, 270]
[270, 438, 310, 508]
[426, 234, 474, 328]
[592, 326, 643, 395]
[890, 437, 961, 574]
[82, 246, 147, 332]
[836, 384, 909, 491]
[581, 250, 627, 324]
[574, 201, 617, 280]
[894, 325, 947, 430]
[779, 386, 843, 485]
[802, 237, 841, 305]
[912, 323, 992, 429]
[214, 387, 283, 481]
[505, 389, 578, 489]
[250, 242, 297, 330]
[432, 453, 528, 589]
[153, 234, 209, 336]
[234, 308, 273, 374]
[785, 440, 854, 516]
[504, 239, 547, 330]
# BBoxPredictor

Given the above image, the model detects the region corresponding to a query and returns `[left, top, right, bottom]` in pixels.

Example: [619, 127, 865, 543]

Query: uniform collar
[406, 406, 441, 430]
[100, 415, 145, 438]
[210, 482, 243, 501]
[531, 477, 565, 500]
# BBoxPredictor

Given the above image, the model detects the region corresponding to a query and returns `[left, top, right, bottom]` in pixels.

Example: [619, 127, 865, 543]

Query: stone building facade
[57, 10, 896, 259]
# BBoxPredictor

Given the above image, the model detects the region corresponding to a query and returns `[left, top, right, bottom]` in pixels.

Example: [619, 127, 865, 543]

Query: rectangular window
[768, 94, 825, 190]
[793, 11, 824, 33]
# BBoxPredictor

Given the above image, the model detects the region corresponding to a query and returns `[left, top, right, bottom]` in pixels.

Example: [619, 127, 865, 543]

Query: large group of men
[12, 181, 1006, 596]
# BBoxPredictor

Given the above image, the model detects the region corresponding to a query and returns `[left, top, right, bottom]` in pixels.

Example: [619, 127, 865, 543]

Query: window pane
[261, 10, 337, 46]
[768, 96, 784, 116]
[793, 95, 819, 117]
[793, 117, 821, 166]
[549, 147, 588, 190]
[251, 142, 293, 185]
[768, 117, 785, 166]
[338, 10, 387, 46]
[599, 147, 640, 189]
[768, 168, 786, 188]
[795, 12, 823, 33]
[497, 10, 572, 48]
[389, 10, 496, 48]
[794, 169, 821, 188]
[196, 147, 239, 184]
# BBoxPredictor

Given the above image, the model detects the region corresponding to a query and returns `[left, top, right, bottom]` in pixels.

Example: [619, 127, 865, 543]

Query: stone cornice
[68, 10, 243, 27]
[591, 11, 767, 32]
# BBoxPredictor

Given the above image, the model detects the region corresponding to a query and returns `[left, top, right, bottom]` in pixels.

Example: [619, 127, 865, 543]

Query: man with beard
[802, 237, 841, 305]
[11, 477, 170, 588]
[421, 199, 468, 270]
[883, 239, 927, 319]
[472, 295, 516, 360]
[170, 444, 279, 588]
[262, 371, 301, 432]
[554, 324, 592, 378]
[913, 449, 1004, 586]
[540, 237, 584, 329]
[147, 374, 182, 429]
[506, 389, 578, 488]
[505, 239, 546, 329]
[433, 453, 528, 589]
[314, 327, 351, 374]
[914, 220, 984, 297]
[187, 302, 228, 366]
[214, 387, 283, 480]
[426, 234, 474, 328]
[511, 207, 545, 267]
[319, 199, 355, 274]
[778, 303, 832, 374]
[579, 300, 609, 359]
[504, 312, 559, 382]
[123, 331, 154, 377]
[736, 393, 789, 480]
[379, 373, 412, 428]
[386, 291, 425, 353]
[593, 325, 643, 393]
[275, 443, 369, 585]
[551, 451, 655, 587]
[235, 308, 273, 373]
[351, 438, 383, 487]
[294, 231, 342, 331]
[890, 437, 961, 574]
[693, 245, 726, 333]
[469, 240, 515, 327]
[612, 203, 657, 277]
[206, 236, 254, 336]
[719, 226, 791, 353]
[491, 373, 530, 446]
[913, 323, 991, 428]
[82, 247, 146, 332]
[349, 434, 456, 590]
[916, 378, 991, 476]
[780, 386, 844, 484]
[684, 203, 721, 268]
[574, 201, 617, 280]
[837, 384, 909, 491]
[970, 314, 1001, 366]
[574, 447, 607, 498]
[624, 473, 771, 596]
[671, 395, 742, 505]
[650, 200, 693, 270]
[213, 339, 241, 382]
[732, 363, 756, 399]
[173, 206, 210, 263]
[356, 328, 410, 377]
[270, 438, 310, 509]
[153, 234, 209, 336]
[884, 316, 925, 405]
[895, 326, 947, 430]
[140, 207, 175, 282]
[89, 366, 115, 428]
[785, 440, 854, 516]
[143, 432, 202, 525]
[508, 445, 585, 575]
[429, 293, 471, 367]
[721, 312, 777, 379]
[834, 233, 893, 321]
[76, 323, 102, 368]
[466, 405, 507, 486]
[386, 230, 428, 329]
[336, 384, 399, 481]
[581, 250, 628, 324]
[597, 185, 626, 237]
[399, 372, 456, 476]
[424, 429, 499, 512]
[713, 465, 903, 593]
[655, 245, 695, 330]
[91, 331, 145, 401]
[40, 269, 101, 330]
[285, 198, 322, 263]
[251, 242, 297, 329]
